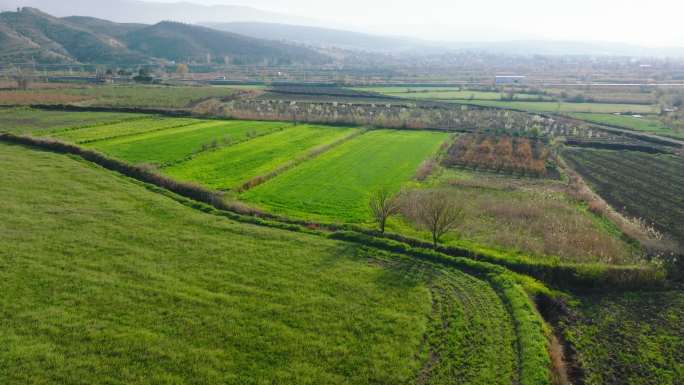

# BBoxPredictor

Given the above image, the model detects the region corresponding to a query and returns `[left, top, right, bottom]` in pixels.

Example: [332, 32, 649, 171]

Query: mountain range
[1, 0, 683, 61]
[0, 0, 315, 26]
[0, 7, 329, 65]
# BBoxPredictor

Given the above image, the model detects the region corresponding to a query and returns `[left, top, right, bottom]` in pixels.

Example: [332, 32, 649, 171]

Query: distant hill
[64, 16, 146, 38]
[0, 0, 316, 25]
[124, 21, 329, 65]
[0, 7, 331, 65]
[202, 22, 428, 53]
[0, 7, 145, 64]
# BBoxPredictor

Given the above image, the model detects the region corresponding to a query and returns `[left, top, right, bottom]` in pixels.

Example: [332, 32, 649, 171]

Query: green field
[243, 130, 447, 222]
[0, 107, 147, 135]
[567, 112, 684, 139]
[451, 100, 658, 114]
[50, 117, 202, 144]
[0, 85, 262, 109]
[358, 87, 550, 101]
[165, 124, 358, 190]
[0, 142, 523, 384]
[88, 120, 290, 166]
[562, 291, 684, 385]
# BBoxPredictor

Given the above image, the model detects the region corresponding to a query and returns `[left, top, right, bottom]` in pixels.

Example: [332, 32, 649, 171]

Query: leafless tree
[369, 187, 400, 233]
[11, 66, 33, 90]
[406, 190, 463, 247]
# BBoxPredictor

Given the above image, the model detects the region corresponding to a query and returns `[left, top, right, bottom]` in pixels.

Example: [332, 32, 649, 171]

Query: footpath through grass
[164, 124, 357, 190]
[243, 129, 448, 222]
[0, 142, 431, 384]
[88, 120, 291, 166]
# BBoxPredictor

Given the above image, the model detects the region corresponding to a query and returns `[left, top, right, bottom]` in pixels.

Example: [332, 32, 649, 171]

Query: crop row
[51, 117, 203, 144]
[89, 120, 291, 166]
[563, 148, 684, 244]
[443, 134, 551, 176]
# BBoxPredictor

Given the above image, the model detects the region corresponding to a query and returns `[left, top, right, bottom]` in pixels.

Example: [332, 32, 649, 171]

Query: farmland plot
[0, 107, 146, 135]
[563, 148, 684, 244]
[567, 112, 684, 139]
[451, 100, 658, 114]
[165, 124, 357, 190]
[243, 130, 448, 222]
[0, 142, 523, 385]
[89, 120, 290, 166]
[562, 291, 684, 385]
[443, 134, 552, 176]
[50, 116, 203, 144]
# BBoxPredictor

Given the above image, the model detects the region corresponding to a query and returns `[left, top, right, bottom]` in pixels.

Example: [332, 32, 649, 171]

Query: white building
[495, 75, 526, 85]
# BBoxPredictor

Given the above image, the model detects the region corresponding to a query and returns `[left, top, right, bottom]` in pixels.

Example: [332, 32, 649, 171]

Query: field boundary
[0, 133, 666, 291]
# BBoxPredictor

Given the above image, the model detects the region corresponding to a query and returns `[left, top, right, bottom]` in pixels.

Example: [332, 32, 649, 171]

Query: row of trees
[443, 134, 550, 176]
[369, 188, 463, 247]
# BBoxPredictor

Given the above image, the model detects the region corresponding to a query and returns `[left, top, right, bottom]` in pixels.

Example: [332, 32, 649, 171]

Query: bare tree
[369, 188, 400, 233]
[11, 66, 33, 90]
[407, 190, 464, 247]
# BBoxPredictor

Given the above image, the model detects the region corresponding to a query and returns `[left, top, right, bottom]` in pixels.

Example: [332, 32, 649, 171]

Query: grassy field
[0, 107, 147, 135]
[356, 87, 549, 101]
[88, 120, 290, 166]
[391, 167, 637, 264]
[243, 130, 448, 222]
[562, 291, 684, 385]
[567, 112, 684, 139]
[165, 125, 358, 190]
[451, 100, 658, 114]
[49, 117, 202, 144]
[563, 148, 684, 246]
[0, 85, 260, 109]
[0, 142, 524, 384]
[356, 87, 550, 101]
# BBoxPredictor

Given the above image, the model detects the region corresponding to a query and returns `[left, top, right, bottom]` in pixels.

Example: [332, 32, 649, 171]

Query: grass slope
[0, 107, 146, 135]
[0, 142, 526, 384]
[0, 142, 432, 384]
[243, 130, 447, 222]
[165, 124, 357, 190]
[88, 120, 290, 165]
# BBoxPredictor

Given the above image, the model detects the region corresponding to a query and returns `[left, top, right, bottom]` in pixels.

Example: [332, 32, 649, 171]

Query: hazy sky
[150, 0, 683, 45]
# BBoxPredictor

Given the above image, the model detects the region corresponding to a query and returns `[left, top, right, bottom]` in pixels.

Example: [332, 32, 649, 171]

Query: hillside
[0, 0, 317, 25]
[0, 8, 330, 65]
[124, 21, 330, 65]
[0, 7, 143, 63]
[203, 22, 428, 53]
[63, 16, 146, 38]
